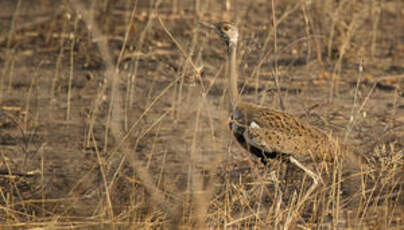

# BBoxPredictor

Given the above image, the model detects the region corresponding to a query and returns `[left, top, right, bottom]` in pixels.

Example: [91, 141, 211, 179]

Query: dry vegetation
[0, 0, 403, 229]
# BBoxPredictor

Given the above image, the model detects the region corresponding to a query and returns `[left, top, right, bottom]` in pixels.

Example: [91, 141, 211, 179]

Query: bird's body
[230, 101, 345, 164]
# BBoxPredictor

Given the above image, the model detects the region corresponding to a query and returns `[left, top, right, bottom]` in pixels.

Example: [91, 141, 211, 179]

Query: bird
[205, 21, 367, 202]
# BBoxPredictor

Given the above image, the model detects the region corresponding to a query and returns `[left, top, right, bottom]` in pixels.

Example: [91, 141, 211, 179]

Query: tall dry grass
[0, 0, 402, 229]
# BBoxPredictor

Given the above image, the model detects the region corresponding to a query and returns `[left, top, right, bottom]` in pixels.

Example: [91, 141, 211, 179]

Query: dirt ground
[0, 0, 403, 229]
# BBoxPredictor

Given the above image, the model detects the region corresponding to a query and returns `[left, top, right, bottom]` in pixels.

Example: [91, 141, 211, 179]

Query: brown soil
[0, 0, 403, 229]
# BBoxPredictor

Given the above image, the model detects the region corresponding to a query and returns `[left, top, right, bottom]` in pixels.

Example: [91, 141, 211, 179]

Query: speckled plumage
[231, 101, 345, 164]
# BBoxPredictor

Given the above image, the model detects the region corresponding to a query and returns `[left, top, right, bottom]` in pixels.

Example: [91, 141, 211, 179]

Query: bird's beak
[199, 21, 216, 31]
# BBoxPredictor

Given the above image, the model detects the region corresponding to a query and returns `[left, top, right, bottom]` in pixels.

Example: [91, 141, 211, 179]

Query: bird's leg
[284, 156, 321, 229]
[289, 156, 320, 205]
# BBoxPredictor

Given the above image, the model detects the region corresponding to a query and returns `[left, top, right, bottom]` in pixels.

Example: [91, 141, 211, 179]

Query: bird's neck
[227, 42, 239, 111]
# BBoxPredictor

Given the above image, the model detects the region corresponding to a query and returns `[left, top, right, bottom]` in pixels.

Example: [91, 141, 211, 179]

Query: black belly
[229, 121, 278, 164]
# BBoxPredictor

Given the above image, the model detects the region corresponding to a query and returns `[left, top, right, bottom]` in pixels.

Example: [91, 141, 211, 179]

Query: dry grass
[0, 0, 403, 229]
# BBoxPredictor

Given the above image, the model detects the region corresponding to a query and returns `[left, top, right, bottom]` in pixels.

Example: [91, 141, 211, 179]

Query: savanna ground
[0, 0, 403, 229]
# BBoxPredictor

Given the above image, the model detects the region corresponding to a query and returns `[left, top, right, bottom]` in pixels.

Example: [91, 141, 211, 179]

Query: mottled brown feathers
[231, 101, 346, 163]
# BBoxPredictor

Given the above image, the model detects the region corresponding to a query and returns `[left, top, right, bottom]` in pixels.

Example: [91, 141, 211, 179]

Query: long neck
[227, 42, 239, 109]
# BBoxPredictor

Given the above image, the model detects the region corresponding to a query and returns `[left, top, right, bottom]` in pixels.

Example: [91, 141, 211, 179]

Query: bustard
[207, 22, 366, 201]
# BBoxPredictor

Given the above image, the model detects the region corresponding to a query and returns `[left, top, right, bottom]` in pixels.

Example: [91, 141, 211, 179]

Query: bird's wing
[243, 119, 309, 157]
[235, 103, 331, 158]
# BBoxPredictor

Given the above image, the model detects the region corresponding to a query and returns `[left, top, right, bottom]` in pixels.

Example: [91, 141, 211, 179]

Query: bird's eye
[222, 24, 230, 31]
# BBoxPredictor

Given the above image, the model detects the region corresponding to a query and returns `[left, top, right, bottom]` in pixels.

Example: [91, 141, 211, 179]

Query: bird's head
[215, 22, 239, 48]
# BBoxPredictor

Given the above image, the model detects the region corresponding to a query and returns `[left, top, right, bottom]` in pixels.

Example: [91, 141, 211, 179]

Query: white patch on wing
[250, 121, 260, 129]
